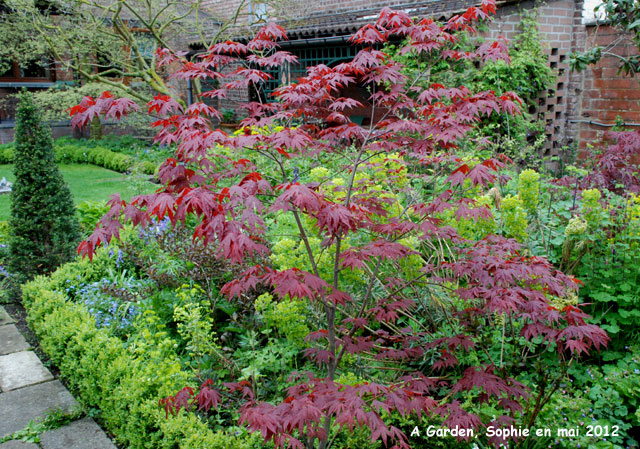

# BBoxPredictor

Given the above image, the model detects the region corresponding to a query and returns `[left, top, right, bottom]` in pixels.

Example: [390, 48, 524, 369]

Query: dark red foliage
[584, 131, 640, 193]
[67, 91, 138, 129]
[72, 2, 608, 447]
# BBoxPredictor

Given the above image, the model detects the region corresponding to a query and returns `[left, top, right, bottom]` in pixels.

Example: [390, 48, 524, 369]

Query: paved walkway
[0, 306, 117, 449]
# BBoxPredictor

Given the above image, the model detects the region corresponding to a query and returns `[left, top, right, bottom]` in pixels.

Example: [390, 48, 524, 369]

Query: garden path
[0, 306, 117, 449]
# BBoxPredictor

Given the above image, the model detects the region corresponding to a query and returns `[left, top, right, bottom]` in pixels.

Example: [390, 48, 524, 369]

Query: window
[19, 60, 50, 79]
[0, 58, 53, 81]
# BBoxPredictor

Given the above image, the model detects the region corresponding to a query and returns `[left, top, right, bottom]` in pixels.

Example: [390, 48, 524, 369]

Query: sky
[582, 0, 606, 23]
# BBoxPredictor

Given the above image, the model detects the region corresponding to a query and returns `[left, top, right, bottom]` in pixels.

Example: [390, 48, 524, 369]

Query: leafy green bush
[76, 201, 110, 236]
[8, 92, 81, 284]
[28, 82, 153, 132]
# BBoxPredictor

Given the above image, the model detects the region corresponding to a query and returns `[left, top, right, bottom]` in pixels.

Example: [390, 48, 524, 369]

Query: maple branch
[264, 146, 323, 282]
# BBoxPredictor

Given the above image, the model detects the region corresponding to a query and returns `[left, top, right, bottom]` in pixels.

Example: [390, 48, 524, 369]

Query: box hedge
[22, 256, 263, 449]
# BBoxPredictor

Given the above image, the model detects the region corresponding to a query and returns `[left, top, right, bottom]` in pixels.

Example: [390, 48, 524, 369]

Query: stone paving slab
[0, 380, 77, 438]
[0, 325, 31, 356]
[0, 351, 53, 392]
[40, 418, 117, 449]
[0, 307, 14, 326]
[0, 441, 39, 449]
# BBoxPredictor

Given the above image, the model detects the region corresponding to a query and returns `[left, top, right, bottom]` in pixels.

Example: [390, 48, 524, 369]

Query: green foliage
[29, 82, 152, 128]
[441, 191, 497, 240]
[254, 292, 309, 346]
[0, 406, 85, 444]
[582, 188, 604, 230]
[233, 329, 301, 399]
[0, 144, 13, 164]
[479, 9, 555, 103]
[0, 221, 8, 248]
[76, 201, 110, 236]
[173, 284, 228, 376]
[484, 171, 640, 351]
[468, 10, 554, 165]
[221, 108, 236, 123]
[8, 91, 81, 283]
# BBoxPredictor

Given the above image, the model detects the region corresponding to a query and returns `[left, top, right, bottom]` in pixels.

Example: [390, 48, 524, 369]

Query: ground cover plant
[51, 1, 626, 448]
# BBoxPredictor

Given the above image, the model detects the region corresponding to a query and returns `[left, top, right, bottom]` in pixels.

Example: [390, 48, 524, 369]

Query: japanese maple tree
[72, 1, 608, 447]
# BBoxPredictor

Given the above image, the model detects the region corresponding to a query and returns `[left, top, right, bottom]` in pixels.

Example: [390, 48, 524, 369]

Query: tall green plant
[9, 91, 80, 284]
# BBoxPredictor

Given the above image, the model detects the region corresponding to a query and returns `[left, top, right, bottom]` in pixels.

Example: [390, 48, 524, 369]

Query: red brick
[592, 78, 639, 89]
[590, 99, 640, 111]
[580, 130, 599, 140]
[598, 88, 640, 100]
[539, 24, 554, 33]
[584, 110, 640, 121]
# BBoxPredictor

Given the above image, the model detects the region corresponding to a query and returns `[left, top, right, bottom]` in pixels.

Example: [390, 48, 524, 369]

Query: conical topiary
[8, 91, 81, 284]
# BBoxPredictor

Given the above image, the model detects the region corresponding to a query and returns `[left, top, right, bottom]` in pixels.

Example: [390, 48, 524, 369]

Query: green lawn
[0, 164, 156, 221]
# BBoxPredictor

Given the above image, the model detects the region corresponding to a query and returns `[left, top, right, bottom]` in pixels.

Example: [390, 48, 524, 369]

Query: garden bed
[21, 245, 264, 449]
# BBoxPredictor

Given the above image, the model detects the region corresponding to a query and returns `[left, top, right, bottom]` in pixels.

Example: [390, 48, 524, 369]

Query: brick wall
[576, 25, 640, 148]
[53, 62, 74, 82]
[566, 0, 587, 148]
[482, 0, 640, 156]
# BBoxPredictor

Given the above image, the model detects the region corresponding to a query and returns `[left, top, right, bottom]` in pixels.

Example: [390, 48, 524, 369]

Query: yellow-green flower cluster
[548, 290, 579, 310]
[309, 167, 330, 182]
[442, 194, 497, 240]
[366, 152, 409, 189]
[396, 235, 424, 279]
[254, 293, 309, 346]
[581, 188, 602, 229]
[232, 124, 285, 136]
[335, 371, 365, 386]
[627, 193, 640, 246]
[518, 169, 540, 215]
[502, 195, 528, 242]
[564, 217, 588, 239]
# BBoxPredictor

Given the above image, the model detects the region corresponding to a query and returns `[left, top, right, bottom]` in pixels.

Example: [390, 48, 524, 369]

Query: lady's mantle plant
[70, 2, 608, 448]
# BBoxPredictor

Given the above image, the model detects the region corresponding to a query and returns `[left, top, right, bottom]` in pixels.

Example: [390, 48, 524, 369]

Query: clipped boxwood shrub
[22, 253, 263, 449]
[0, 144, 13, 164]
